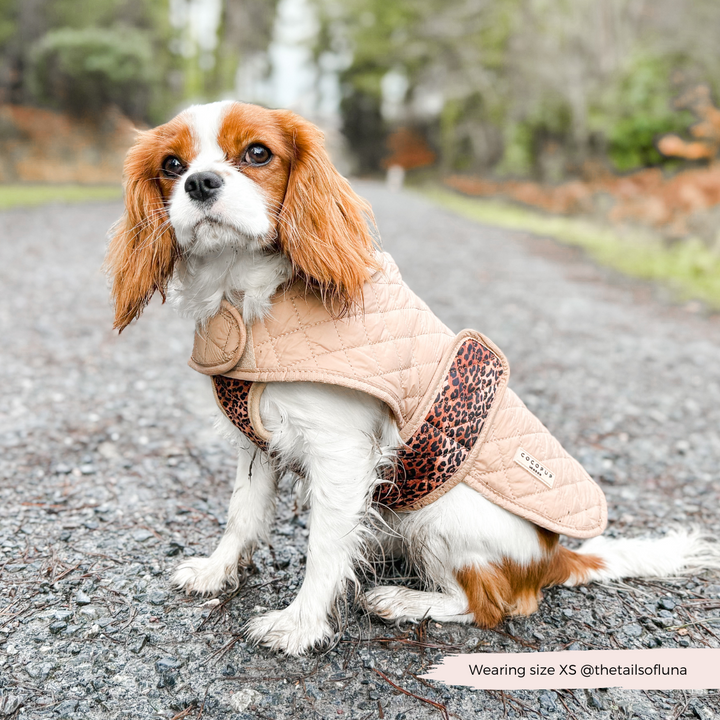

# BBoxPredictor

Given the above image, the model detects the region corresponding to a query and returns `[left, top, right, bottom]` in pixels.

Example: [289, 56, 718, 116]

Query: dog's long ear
[274, 111, 378, 311]
[105, 131, 179, 332]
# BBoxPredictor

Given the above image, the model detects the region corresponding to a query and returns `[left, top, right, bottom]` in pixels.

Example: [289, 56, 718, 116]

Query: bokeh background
[1, 0, 720, 302]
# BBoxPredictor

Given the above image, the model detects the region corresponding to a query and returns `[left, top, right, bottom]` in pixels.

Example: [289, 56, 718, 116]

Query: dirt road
[1, 183, 719, 719]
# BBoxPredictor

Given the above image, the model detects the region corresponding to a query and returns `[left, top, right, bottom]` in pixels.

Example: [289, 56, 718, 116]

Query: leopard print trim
[374, 339, 504, 509]
[213, 339, 504, 512]
[213, 376, 269, 451]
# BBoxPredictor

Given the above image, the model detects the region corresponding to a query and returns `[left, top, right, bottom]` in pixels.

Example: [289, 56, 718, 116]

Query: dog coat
[188, 253, 607, 539]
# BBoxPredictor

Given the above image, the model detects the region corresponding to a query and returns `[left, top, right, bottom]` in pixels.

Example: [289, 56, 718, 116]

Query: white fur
[570, 528, 720, 585]
[168, 101, 275, 313]
[366, 483, 544, 624]
[165, 102, 293, 324]
[173, 431, 277, 595]
[157, 103, 720, 655]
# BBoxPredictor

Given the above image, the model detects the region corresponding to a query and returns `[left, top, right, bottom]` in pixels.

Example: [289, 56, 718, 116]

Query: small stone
[658, 597, 676, 611]
[157, 673, 176, 689]
[155, 656, 182, 673]
[75, 590, 92, 605]
[79, 606, 98, 620]
[79, 464, 95, 475]
[56, 699, 79, 718]
[539, 692, 558, 712]
[25, 662, 55, 680]
[149, 591, 167, 606]
[133, 529, 155, 542]
[586, 689, 606, 710]
[49, 621, 67, 635]
[129, 635, 148, 654]
[691, 702, 714, 720]
[0, 694, 24, 715]
[623, 623, 643, 637]
[165, 542, 184, 557]
[229, 688, 263, 712]
[54, 463, 72, 474]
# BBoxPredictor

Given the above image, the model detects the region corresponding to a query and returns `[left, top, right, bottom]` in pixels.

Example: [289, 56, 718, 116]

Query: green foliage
[595, 54, 694, 171]
[495, 122, 533, 177]
[317, 0, 720, 177]
[28, 26, 157, 120]
[0, 0, 17, 49]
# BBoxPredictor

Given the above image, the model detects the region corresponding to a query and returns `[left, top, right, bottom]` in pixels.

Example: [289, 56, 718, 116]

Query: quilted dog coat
[189, 253, 607, 539]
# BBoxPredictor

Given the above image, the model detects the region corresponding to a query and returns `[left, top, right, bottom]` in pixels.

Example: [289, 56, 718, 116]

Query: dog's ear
[105, 131, 179, 332]
[274, 110, 378, 311]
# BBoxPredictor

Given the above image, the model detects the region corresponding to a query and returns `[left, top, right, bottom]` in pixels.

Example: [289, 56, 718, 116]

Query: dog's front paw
[172, 557, 242, 596]
[244, 605, 334, 655]
[364, 585, 411, 622]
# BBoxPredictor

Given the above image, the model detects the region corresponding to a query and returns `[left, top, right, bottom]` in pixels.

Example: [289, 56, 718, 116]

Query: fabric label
[513, 448, 555, 487]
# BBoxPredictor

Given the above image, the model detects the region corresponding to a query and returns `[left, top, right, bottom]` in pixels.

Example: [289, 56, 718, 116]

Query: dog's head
[106, 101, 377, 331]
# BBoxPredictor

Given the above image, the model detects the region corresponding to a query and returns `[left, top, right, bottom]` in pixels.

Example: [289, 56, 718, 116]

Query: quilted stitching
[232, 253, 455, 426]
[189, 302, 246, 375]
[198, 252, 606, 538]
[464, 388, 607, 537]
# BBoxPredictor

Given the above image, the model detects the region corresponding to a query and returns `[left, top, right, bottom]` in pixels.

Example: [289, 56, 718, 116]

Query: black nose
[184, 171, 223, 202]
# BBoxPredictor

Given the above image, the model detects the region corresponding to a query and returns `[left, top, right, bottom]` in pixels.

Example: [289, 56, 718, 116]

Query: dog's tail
[559, 527, 720, 586]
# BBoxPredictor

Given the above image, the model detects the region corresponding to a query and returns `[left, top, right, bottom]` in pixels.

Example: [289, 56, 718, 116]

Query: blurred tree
[312, 0, 720, 178]
[0, 0, 181, 122]
[591, 53, 694, 172]
[0, 0, 280, 124]
[170, 0, 279, 103]
[29, 27, 157, 121]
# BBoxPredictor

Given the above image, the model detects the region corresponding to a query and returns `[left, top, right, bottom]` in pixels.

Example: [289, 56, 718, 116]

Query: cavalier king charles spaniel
[106, 101, 719, 655]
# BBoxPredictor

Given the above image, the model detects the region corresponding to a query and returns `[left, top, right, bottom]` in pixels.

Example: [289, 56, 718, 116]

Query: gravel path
[1, 183, 719, 720]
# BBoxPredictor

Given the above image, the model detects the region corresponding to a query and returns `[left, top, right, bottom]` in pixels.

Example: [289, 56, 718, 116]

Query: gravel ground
[1, 182, 719, 720]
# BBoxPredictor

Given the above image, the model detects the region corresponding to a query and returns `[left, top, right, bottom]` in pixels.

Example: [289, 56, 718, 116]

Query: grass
[422, 186, 720, 311]
[0, 184, 122, 210]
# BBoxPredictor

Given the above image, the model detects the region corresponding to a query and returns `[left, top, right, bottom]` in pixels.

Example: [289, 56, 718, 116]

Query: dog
[106, 101, 720, 655]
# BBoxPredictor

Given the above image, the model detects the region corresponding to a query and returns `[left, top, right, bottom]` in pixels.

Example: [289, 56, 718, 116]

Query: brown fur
[455, 529, 605, 628]
[271, 109, 379, 311]
[106, 102, 378, 332]
[105, 115, 196, 331]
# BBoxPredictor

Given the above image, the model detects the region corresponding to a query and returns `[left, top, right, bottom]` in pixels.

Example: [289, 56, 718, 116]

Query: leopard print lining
[374, 339, 503, 509]
[213, 339, 503, 511]
[213, 376, 269, 451]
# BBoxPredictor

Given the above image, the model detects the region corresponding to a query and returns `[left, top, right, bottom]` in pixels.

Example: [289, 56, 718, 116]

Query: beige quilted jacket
[189, 253, 607, 539]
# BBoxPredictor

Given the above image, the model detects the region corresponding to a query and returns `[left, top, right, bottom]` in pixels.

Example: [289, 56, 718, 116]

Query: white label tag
[513, 448, 555, 488]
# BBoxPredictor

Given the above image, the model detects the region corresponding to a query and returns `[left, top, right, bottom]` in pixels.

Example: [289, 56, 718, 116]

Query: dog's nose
[184, 172, 223, 202]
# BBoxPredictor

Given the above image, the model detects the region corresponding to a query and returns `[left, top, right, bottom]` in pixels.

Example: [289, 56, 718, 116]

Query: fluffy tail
[564, 528, 720, 586]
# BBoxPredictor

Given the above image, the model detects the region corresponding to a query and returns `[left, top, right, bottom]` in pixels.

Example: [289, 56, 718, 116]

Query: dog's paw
[244, 606, 334, 656]
[171, 557, 241, 596]
[364, 585, 413, 622]
[365, 586, 472, 625]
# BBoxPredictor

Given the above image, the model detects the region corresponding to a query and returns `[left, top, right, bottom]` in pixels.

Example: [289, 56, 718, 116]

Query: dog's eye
[243, 144, 272, 166]
[162, 156, 186, 178]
